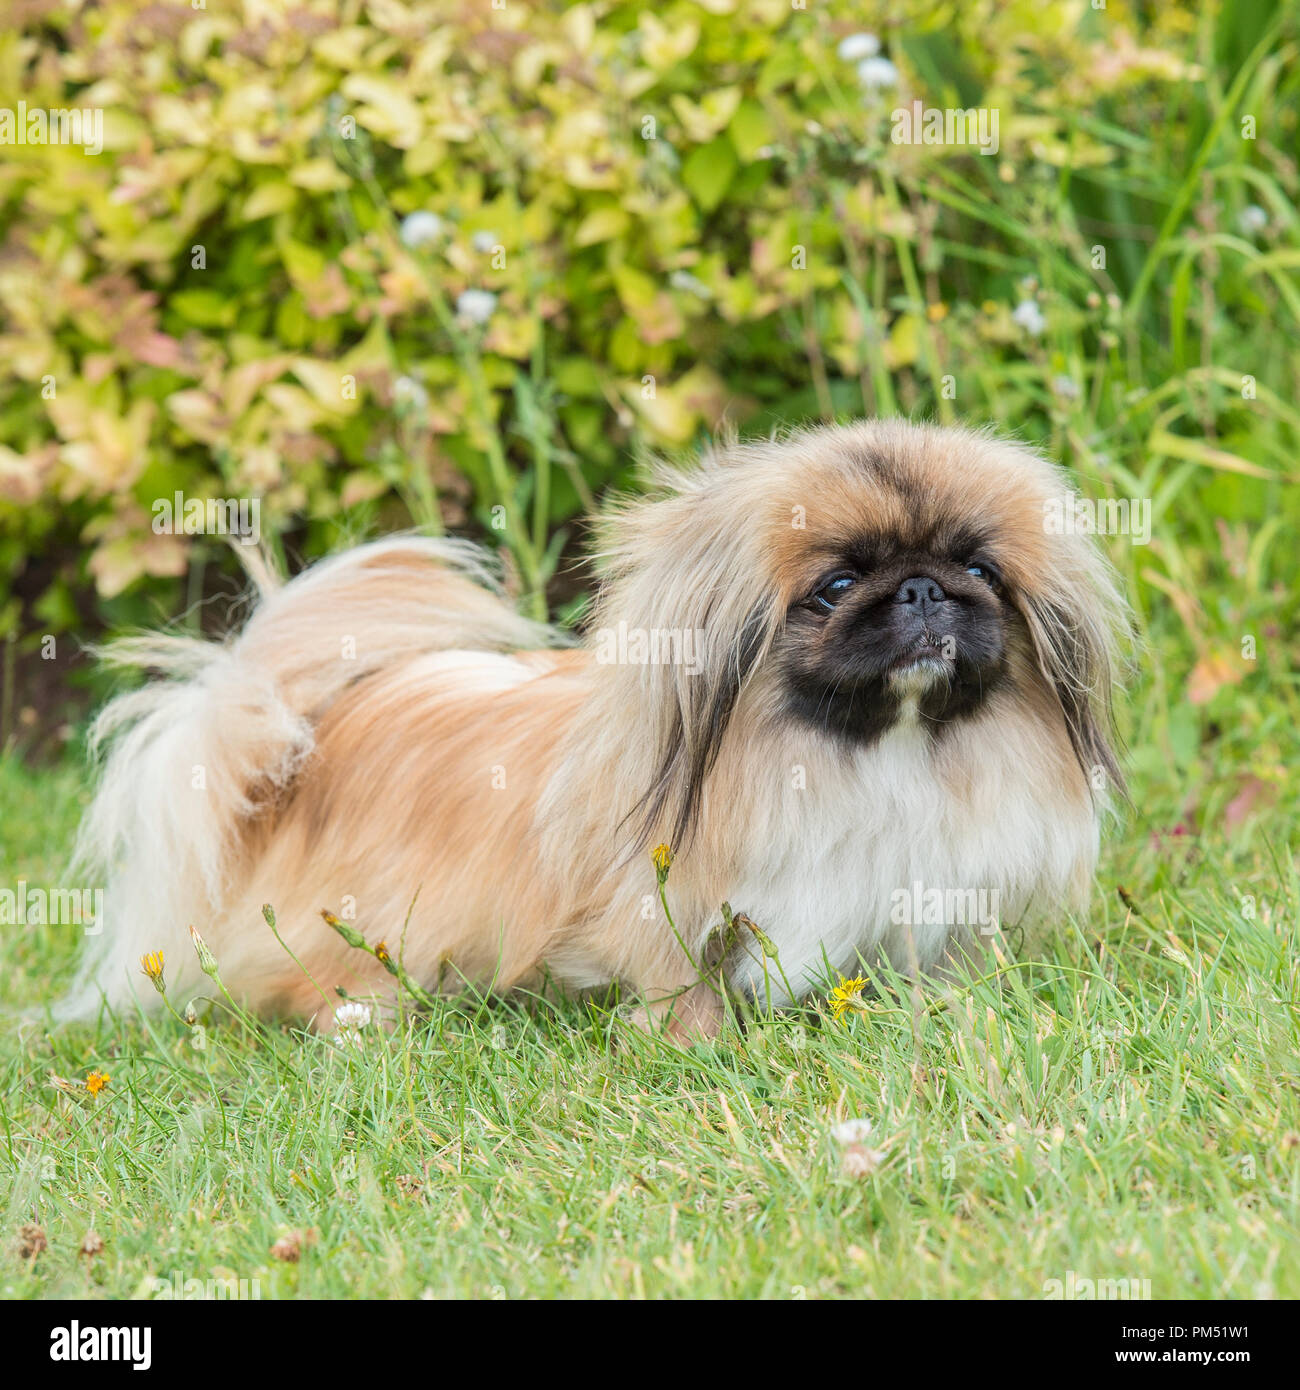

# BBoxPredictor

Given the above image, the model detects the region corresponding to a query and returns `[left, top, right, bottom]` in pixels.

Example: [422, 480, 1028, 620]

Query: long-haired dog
[62, 421, 1126, 1040]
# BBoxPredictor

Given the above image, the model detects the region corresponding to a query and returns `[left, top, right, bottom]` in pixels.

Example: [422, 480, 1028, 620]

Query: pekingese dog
[63, 420, 1126, 1040]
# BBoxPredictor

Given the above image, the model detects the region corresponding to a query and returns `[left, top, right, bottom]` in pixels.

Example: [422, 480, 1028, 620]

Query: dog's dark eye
[812, 574, 857, 612]
[965, 562, 1001, 590]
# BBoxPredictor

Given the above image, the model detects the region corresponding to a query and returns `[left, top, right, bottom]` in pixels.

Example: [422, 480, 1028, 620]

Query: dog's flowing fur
[62, 421, 1126, 1038]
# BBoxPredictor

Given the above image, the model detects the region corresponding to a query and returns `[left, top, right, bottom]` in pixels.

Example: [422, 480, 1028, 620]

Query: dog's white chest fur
[719, 720, 1093, 1003]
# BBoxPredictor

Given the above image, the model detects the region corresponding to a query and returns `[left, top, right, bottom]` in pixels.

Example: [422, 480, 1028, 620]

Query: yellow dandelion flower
[828, 976, 869, 1022]
[375, 940, 391, 965]
[84, 1070, 110, 1096]
[140, 950, 166, 993]
[651, 844, 674, 882]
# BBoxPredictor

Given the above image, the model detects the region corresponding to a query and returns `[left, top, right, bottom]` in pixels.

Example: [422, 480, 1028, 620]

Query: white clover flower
[471, 230, 500, 254]
[392, 375, 429, 410]
[456, 289, 497, 325]
[399, 210, 443, 249]
[830, 1118, 875, 1146]
[1012, 299, 1047, 337]
[1052, 374, 1080, 401]
[1237, 204, 1268, 237]
[857, 56, 899, 91]
[334, 1001, 372, 1031]
[837, 33, 880, 63]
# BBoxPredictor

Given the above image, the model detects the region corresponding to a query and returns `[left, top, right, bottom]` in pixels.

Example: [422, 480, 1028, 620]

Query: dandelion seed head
[1012, 300, 1047, 337]
[1052, 374, 1081, 400]
[857, 56, 899, 91]
[455, 288, 497, 324]
[837, 33, 880, 62]
[1237, 204, 1268, 237]
[841, 1143, 886, 1178]
[392, 375, 429, 410]
[399, 210, 443, 249]
[831, 1117, 875, 1146]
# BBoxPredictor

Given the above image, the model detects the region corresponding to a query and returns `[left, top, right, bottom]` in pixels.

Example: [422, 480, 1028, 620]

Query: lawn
[1, 1, 1298, 1301]
[0, 723, 1296, 1298]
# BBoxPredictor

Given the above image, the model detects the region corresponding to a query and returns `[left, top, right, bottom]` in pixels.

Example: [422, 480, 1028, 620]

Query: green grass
[1, 0, 1298, 1301]
[0, 734, 1297, 1299]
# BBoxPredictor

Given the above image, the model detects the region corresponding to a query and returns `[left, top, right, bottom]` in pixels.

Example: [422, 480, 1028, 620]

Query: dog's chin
[886, 650, 955, 700]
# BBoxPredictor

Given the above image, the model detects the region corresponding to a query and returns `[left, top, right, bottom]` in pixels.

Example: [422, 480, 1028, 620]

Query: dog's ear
[586, 455, 782, 851]
[1018, 514, 1129, 801]
[634, 596, 772, 850]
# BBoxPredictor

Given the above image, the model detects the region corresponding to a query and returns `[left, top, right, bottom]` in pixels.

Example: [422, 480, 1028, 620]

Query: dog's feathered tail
[58, 537, 551, 1021]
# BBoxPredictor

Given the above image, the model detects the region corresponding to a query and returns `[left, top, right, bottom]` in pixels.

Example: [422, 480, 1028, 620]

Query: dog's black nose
[894, 576, 947, 610]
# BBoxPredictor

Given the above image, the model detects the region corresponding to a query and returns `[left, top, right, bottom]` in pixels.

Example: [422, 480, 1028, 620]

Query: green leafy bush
[0, 1, 1296, 720]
